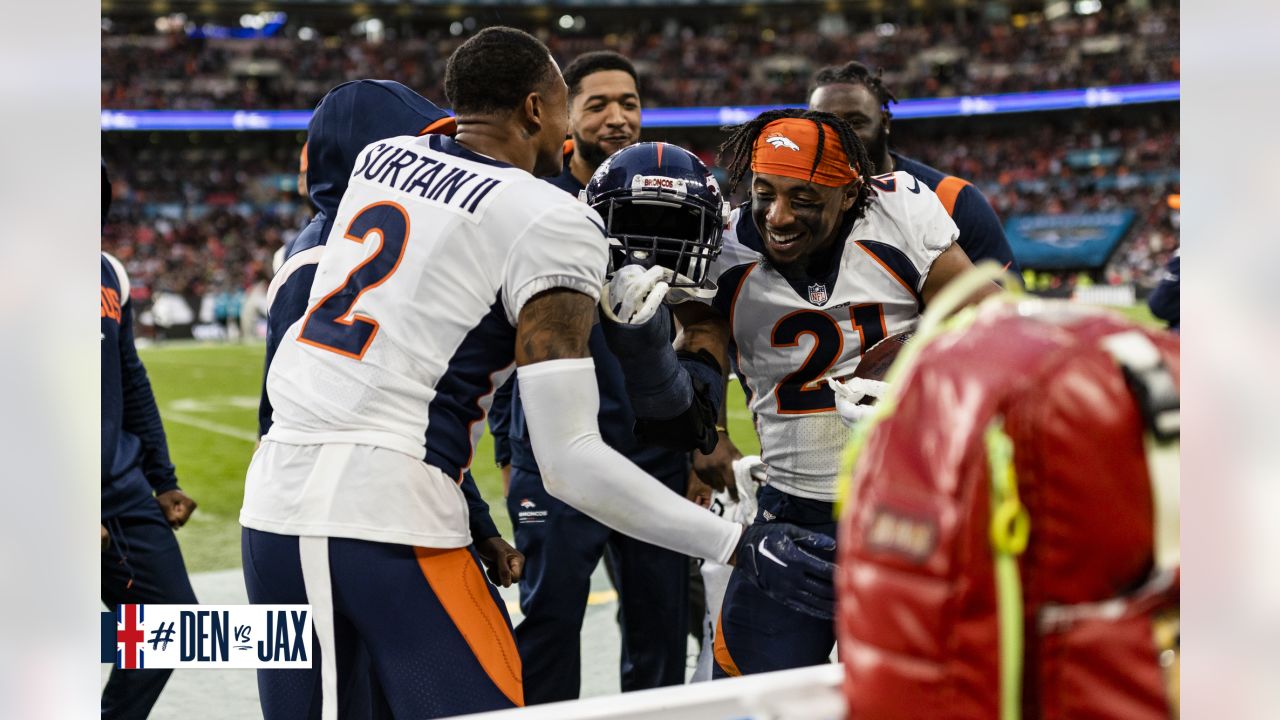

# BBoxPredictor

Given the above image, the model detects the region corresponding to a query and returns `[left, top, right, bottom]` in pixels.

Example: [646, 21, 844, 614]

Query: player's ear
[522, 92, 545, 137]
[840, 179, 860, 211]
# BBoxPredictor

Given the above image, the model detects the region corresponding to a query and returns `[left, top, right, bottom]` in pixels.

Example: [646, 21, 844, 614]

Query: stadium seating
[101, 2, 1178, 333]
[101, 4, 1179, 111]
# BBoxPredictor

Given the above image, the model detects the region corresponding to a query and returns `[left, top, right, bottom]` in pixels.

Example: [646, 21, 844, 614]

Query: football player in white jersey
[240, 29, 835, 719]
[594, 109, 999, 677]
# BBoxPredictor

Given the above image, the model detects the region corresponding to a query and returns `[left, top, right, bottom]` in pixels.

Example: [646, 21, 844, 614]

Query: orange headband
[750, 117, 859, 187]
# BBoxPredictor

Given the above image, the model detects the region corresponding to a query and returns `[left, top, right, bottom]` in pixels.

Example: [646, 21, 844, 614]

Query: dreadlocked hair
[717, 108, 875, 221]
[810, 61, 899, 115]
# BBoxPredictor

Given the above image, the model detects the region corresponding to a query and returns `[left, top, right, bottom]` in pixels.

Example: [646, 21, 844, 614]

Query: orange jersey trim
[713, 611, 742, 677]
[934, 176, 971, 217]
[415, 547, 524, 706]
[727, 263, 758, 333]
[419, 116, 458, 136]
[854, 241, 915, 297]
[728, 263, 758, 372]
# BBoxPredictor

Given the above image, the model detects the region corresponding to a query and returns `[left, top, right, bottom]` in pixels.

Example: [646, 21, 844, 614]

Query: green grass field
[140, 342, 762, 573]
[143, 300, 1156, 573]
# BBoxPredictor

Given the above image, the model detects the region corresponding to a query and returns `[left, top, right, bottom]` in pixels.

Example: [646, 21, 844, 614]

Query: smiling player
[595, 109, 999, 676]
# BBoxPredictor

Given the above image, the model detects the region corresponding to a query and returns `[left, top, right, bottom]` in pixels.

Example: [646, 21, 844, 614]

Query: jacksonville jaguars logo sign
[764, 133, 801, 151]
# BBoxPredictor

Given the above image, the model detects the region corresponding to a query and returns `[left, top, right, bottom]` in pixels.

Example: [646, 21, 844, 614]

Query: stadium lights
[558, 14, 574, 30]
[1044, 0, 1071, 21]
[239, 12, 284, 31]
[1074, 0, 1103, 14]
[155, 14, 186, 33]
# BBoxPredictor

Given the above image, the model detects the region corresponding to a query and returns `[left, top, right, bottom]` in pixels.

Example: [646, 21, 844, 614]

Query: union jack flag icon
[116, 604, 146, 669]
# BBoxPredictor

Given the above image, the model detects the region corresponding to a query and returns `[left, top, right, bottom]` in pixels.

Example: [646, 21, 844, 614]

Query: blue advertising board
[1005, 210, 1137, 270]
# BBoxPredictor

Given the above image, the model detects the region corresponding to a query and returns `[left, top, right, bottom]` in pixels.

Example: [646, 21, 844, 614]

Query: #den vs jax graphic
[102, 605, 312, 669]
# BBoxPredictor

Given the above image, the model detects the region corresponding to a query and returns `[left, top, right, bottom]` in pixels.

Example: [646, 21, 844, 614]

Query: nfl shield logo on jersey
[808, 283, 829, 306]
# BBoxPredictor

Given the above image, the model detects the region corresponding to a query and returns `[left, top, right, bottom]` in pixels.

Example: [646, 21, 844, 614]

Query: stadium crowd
[895, 118, 1180, 287]
[102, 138, 304, 335]
[102, 110, 1178, 335]
[102, 3, 1179, 111]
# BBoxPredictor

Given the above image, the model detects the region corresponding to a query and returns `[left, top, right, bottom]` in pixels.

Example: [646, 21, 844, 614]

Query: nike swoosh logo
[759, 541, 789, 568]
[906, 176, 920, 194]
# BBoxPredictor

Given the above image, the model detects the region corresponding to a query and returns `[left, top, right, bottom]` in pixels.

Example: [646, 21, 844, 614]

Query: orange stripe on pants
[415, 547, 524, 706]
[713, 610, 742, 677]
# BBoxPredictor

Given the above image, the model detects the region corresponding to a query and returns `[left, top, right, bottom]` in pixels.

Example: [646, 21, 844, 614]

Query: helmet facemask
[597, 196, 724, 292]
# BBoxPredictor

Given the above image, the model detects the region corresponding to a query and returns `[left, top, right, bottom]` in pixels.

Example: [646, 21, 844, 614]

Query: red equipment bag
[836, 297, 1179, 720]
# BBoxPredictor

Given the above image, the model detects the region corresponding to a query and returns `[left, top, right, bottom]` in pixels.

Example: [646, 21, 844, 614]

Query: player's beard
[573, 130, 615, 172]
[866, 125, 891, 174]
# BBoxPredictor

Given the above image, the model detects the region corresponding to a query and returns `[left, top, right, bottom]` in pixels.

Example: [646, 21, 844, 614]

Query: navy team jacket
[891, 152, 1020, 273]
[102, 255, 180, 520]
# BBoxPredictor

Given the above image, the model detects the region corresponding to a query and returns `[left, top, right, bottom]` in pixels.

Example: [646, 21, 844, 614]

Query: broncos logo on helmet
[582, 142, 730, 294]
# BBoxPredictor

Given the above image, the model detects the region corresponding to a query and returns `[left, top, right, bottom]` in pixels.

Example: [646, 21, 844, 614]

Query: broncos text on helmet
[582, 142, 730, 295]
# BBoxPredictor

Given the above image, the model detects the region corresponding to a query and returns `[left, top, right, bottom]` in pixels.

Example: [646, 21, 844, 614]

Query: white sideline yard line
[165, 412, 259, 443]
[136, 339, 266, 351]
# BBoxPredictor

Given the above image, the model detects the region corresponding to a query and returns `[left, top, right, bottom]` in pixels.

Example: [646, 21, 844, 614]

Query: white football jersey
[242, 134, 608, 546]
[704, 172, 958, 501]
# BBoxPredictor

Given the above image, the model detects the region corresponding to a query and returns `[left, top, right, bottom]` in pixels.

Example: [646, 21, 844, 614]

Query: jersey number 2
[298, 201, 410, 360]
[771, 304, 886, 414]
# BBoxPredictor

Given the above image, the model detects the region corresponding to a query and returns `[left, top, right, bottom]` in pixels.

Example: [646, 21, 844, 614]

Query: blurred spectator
[102, 136, 306, 338]
[894, 116, 1179, 288]
[1148, 250, 1180, 331]
[102, 3, 1179, 111]
[101, 1, 1180, 336]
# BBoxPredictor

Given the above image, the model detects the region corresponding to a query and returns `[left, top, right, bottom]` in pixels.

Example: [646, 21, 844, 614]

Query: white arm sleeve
[518, 357, 741, 564]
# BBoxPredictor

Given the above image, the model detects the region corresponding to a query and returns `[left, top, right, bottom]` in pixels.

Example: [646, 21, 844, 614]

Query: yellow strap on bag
[986, 421, 1028, 720]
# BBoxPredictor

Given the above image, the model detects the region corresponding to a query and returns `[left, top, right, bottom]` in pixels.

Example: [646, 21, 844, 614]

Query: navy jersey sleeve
[461, 471, 501, 542]
[117, 301, 180, 494]
[488, 376, 515, 467]
[258, 263, 318, 437]
[1147, 253, 1180, 330]
[951, 184, 1020, 275]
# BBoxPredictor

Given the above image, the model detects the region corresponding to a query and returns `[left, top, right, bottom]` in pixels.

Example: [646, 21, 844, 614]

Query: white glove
[727, 455, 766, 524]
[828, 376, 888, 428]
[600, 265, 669, 325]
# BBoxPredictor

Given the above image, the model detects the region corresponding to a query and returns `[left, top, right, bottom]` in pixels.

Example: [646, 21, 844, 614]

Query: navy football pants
[506, 465, 689, 704]
[101, 498, 198, 720]
[713, 486, 837, 677]
[242, 529, 522, 719]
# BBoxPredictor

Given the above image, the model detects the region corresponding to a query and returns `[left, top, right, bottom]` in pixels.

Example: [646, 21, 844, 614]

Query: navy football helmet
[582, 142, 729, 293]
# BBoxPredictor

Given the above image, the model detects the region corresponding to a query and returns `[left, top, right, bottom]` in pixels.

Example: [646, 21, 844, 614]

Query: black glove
[734, 521, 837, 620]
